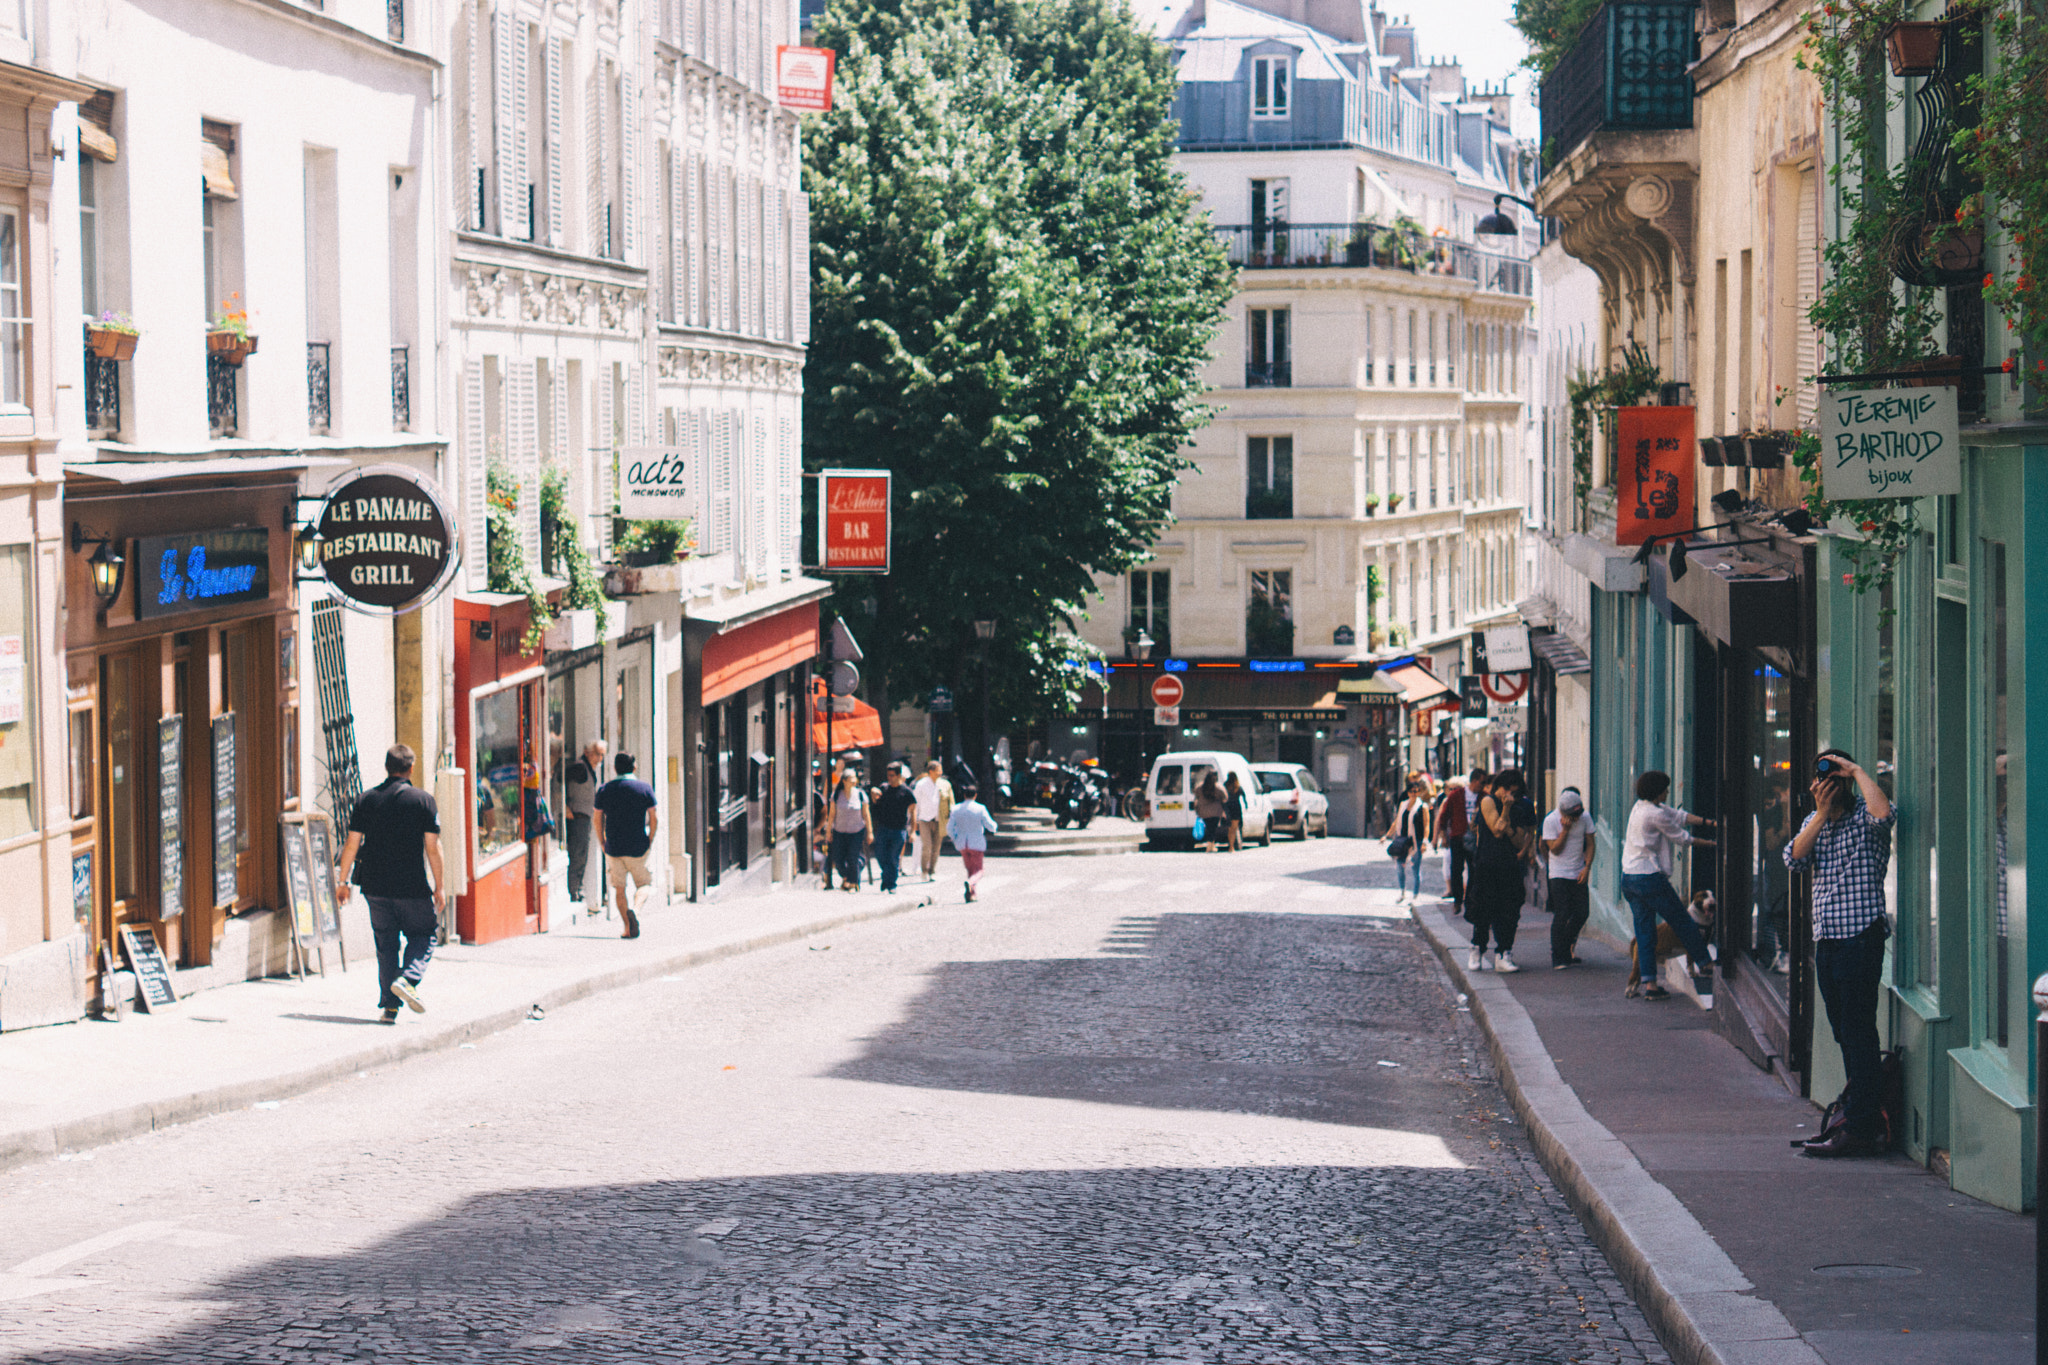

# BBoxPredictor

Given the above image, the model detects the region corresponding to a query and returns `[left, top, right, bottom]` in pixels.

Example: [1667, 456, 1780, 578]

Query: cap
[1558, 790, 1584, 814]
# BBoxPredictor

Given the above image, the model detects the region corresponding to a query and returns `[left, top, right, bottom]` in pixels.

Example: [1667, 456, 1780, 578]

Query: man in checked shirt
[1785, 748, 1895, 1158]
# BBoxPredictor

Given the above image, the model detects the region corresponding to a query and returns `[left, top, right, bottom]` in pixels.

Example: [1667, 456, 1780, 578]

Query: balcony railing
[207, 354, 237, 438]
[1215, 222, 1532, 296]
[307, 342, 331, 435]
[1245, 361, 1292, 388]
[1540, 1, 1695, 170]
[84, 331, 119, 436]
[391, 345, 411, 430]
[387, 0, 403, 43]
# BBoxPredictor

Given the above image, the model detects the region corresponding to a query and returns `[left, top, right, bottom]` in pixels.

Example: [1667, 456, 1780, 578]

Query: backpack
[1799, 1047, 1907, 1150]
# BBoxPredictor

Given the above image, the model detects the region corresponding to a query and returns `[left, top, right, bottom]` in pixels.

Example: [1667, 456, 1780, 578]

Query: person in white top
[911, 760, 954, 882]
[1620, 770, 1717, 1000]
[1543, 787, 1595, 969]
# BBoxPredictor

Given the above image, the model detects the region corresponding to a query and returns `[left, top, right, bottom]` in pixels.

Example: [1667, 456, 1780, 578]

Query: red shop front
[453, 593, 549, 943]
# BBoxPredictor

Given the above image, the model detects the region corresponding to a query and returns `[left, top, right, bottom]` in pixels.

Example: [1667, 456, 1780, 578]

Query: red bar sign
[776, 46, 836, 112]
[821, 469, 890, 573]
[1614, 406, 1695, 547]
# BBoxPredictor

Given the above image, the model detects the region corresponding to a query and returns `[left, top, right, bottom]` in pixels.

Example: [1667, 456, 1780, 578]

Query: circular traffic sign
[1479, 671, 1530, 703]
[1150, 673, 1184, 707]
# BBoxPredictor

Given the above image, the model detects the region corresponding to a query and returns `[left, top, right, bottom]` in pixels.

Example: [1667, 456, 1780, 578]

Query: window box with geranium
[1386, 491, 1404, 511]
[207, 295, 258, 366]
[87, 312, 139, 361]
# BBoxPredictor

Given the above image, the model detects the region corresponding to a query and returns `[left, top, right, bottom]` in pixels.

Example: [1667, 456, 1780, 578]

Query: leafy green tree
[805, 0, 1230, 759]
[1512, 0, 1600, 75]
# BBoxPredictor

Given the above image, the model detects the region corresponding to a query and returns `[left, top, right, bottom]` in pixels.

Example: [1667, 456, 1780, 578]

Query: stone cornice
[657, 343, 804, 392]
[457, 261, 643, 334]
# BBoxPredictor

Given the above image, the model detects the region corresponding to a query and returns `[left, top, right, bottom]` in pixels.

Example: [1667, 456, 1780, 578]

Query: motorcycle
[1051, 763, 1101, 830]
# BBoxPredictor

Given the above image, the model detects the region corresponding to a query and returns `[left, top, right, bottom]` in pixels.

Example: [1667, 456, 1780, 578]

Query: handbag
[1192, 816, 1206, 842]
[1386, 833, 1414, 860]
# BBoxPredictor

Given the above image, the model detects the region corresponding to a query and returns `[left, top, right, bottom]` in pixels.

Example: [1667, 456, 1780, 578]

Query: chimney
[1423, 57, 1464, 100]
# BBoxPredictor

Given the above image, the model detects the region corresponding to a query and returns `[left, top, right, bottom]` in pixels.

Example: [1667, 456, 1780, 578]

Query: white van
[1144, 750, 1271, 848]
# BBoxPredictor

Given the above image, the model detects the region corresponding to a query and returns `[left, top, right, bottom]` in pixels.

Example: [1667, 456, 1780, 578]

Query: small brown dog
[1624, 890, 1717, 998]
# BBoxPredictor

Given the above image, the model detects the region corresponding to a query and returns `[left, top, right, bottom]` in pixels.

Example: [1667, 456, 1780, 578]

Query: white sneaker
[1494, 953, 1520, 974]
[1467, 947, 1485, 971]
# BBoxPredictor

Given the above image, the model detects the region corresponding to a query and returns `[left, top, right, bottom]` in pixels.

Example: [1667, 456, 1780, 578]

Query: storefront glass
[475, 688, 524, 861]
[1748, 664, 1794, 994]
[1985, 540, 2010, 1049]
[0, 545, 35, 839]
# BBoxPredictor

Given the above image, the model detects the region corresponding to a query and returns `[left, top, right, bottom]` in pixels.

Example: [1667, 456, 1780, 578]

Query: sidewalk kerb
[0, 892, 931, 1175]
[1414, 902, 1824, 1365]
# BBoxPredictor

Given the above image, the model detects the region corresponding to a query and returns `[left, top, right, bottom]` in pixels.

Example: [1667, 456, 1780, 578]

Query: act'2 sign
[617, 446, 697, 522]
[1819, 387, 1960, 498]
[820, 469, 890, 574]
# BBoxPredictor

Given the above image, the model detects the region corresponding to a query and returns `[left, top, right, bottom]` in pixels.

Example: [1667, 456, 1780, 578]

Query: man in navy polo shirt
[595, 752, 660, 939]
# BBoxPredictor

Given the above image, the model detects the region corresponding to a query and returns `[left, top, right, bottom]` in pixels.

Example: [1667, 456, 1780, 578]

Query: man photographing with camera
[1785, 749, 1895, 1158]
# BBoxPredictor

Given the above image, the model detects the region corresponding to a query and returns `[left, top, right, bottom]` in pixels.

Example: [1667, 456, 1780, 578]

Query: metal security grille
[310, 598, 363, 831]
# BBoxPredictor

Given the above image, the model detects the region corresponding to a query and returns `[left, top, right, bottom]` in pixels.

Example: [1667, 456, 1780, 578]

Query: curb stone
[1412, 902, 1826, 1365]
[0, 893, 932, 1174]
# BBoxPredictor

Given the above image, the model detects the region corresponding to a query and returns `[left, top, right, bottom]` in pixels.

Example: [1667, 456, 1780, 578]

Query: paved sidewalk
[0, 878, 935, 1173]
[1414, 893, 2033, 1365]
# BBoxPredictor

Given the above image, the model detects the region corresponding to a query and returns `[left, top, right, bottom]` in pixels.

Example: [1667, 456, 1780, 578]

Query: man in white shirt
[912, 760, 954, 882]
[1543, 787, 1595, 969]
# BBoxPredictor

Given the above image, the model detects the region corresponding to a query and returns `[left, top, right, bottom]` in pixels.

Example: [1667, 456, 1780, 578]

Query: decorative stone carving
[459, 259, 644, 334]
[656, 346, 806, 391]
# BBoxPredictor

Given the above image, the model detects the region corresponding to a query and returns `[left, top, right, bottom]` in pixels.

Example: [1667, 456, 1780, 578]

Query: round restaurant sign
[314, 466, 460, 615]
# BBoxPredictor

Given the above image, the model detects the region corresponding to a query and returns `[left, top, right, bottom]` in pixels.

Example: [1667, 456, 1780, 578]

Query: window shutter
[691, 412, 712, 547]
[586, 66, 605, 253]
[509, 362, 541, 570]
[670, 144, 685, 322]
[737, 175, 753, 336]
[791, 191, 809, 344]
[493, 5, 519, 236]
[685, 151, 703, 326]
[712, 412, 735, 555]
[751, 413, 770, 573]
[463, 358, 487, 589]
[553, 356, 572, 498]
[764, 186, 781, 341]
[1796, 168, 1820, 427]
[779, 413, 798, 569]
[714, 164, 732, 332]
[681, 0, 697, 56]
[621, 78, 640, 262]
[467, 1, 485, 231]
[626, 360, 645, 450]
[545, 35, 564, 247]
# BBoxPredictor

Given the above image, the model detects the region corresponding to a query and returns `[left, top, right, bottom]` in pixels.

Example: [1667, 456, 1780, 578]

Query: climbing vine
[486, 460, 553, 652]
[540, 463, 608, 635]
[1565, 342, 1661, 522]
[1958, 0, 2048, 402]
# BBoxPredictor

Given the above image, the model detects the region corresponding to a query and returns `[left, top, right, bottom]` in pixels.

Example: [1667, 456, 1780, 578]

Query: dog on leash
[1623, 890, 1717, 998]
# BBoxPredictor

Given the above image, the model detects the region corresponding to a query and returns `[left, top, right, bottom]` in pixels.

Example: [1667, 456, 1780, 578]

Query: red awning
[1383, 663, 1456, 706]
[810, 683, 884, 750]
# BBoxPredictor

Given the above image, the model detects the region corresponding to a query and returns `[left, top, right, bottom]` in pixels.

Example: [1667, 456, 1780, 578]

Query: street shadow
[827, 910, 1469, 1133]
[9, 1164, 1619, 1364]
[279, 1013, 390, 1027]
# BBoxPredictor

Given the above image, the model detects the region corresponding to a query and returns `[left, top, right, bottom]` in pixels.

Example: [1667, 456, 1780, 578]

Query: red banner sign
[820, 469, 890, 573]
[776, 46, 836, 112]
[1614, 406, 1695, 547]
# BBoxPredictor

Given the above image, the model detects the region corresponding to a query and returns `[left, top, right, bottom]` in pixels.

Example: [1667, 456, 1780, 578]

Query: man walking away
[1788, 750, 1895, 1158]
[594, 753, 659, 939]
[871, 763, 918, 894]
[913, 760, 953, 881]
[337, 745, 446, 1024]
[564, 740, 605, 911]
[1544, 787, 1595, 968]
[947, 782, 998, 902]
[1437, 770, 1486, 905]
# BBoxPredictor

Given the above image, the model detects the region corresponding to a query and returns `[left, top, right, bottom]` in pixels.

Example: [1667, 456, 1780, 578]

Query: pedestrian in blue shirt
[594, 753, 659, 939]
[1786, 749, 1895, 1157]
[946, 783, 998, 902]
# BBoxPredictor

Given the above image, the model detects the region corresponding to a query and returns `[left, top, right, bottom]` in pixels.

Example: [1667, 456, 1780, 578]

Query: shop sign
[1472, 625, 1532, 674]
[71, 849, 92, 925]
[1181, 708, 1345, 722]
[1819, 387, 1960, 498]
[137, 527, 270, 620]
[1458, 674, 1487, 720]
[0, 633, 21, 725]
[119, 926, 177, 1012]
[616, 446, 696, 522]
[1614, 407, 1695, 547]
[929, 686, 953, 713]
[775, 45, 836, 111]
[820, 469, 890, 573]
[315, 468, 459, 615]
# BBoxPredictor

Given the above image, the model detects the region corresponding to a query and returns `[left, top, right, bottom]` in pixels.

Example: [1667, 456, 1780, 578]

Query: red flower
[1985, 273, 1997, 289]
[1843, 573, 1855, 586]
[1860, 520, 1877, 532]
[2004, 357, 2017, 372]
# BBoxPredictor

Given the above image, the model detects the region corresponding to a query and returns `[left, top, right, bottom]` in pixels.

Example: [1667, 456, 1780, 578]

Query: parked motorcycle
[1051, 763, 1101, 830]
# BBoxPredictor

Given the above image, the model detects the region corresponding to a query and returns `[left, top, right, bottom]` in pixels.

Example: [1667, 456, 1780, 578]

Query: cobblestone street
[1, 843, 1668, 1364]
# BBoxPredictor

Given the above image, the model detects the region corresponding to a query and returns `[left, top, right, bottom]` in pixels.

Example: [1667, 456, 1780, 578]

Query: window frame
[1250, 55, 1290, 120]
[1245, 435, 1294, 520]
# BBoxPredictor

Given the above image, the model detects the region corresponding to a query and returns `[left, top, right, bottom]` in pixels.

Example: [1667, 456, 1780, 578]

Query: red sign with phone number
[820, 470, 891, 573]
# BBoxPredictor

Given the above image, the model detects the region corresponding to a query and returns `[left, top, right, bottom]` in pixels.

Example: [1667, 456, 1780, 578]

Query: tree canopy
[803, 0, 1231, 739]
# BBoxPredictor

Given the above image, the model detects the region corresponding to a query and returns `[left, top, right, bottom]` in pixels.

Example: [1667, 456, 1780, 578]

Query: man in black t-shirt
[337, 745, 446, 1024]
[594, 753, 659, 938]
[870, 763, 918, 894]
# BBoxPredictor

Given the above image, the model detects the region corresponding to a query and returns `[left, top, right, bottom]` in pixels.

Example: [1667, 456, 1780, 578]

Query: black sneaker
[1640, 984, 1672, 1001]
[379, 1008, 399, 1025]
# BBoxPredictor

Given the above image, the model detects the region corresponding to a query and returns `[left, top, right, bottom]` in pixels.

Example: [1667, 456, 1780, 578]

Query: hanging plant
[1957, 0, 2048, 412]
[540, 462, 608, 634]
[486, 460, 553, 652]
[1565, 341, 1661, 523]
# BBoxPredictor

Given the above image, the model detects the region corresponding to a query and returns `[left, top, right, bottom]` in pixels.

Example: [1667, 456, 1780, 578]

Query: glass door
[99, 649, 144, 944]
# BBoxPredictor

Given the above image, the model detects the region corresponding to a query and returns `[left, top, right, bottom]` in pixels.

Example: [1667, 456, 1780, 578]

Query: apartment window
[1386, 307, 1397, 384]
[1128, 569, 1171, 656]
[1447, 315, 1458, 386]
[1363, 308, 1373, 386]
[1247, 307, 1289, 387]
[1427, 313, 1437, 386]
[79, 158, 100, 318]
[0, 211, 19, 407]
[1246, 436, 1292, 519]
[1251, 56, 1289, 119]
[1429, 431, 1439, 508]
[1407, 310, 1417, 383]
[1246, 569, 1293, 655]
[1429, 546, 1440, 635]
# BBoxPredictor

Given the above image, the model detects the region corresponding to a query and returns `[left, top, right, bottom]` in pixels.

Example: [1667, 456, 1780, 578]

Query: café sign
[314, 467, 459, 614]
[819, 468, 891, 573]
[137, 527, 270, 620]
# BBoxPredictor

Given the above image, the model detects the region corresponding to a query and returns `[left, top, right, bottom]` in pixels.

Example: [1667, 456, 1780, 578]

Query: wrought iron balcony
[391, 345, 411, 430]
[307, 342, 331, 435]
[1214, 222, 1530, 295]
[207, 354, 237, 438]
[83, 330, 119, 436]
[1244, 361, 1292, 388]
[1540, 1, 1695, 169]
[387, 0, 404, 43]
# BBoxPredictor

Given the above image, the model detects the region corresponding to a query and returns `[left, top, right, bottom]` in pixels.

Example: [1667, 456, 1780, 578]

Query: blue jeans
[873, 827, 908, 891]
[830, 830, 867, 887]
[1396, 844, 1426, 896]
[1620, 873, 1711, 981]
[367, 895, 436, 1012]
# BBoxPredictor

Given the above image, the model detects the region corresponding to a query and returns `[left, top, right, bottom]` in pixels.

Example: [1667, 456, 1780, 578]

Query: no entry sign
[1150, 674, 1184, 707]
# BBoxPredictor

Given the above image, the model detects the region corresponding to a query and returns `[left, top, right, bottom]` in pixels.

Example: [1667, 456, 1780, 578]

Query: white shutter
[779, 413, 798, 569]
[681, 0, 696, 56]
[626, 361, 646, 449]
[552, 357, 572, 508]
[717, 164, 734, 332]
[686, 152, 703, 326]
[493, 6, 518, 235]
[751, 412, 770, 573]
[791, 191, 809, 344]
[670, 143, 685, 322]
[690, 411, 711, 547]
[765, 186, 782, 341]
[1796, 168, 1820, 428]
[545, 36, 564, 246]
[463, 357, 487, 589]
[510, 362, 540, 570]
[467, 1, 484, 230]
[621, 78, 639, 262]
[712, 412, 735, 554]
[587, 66, 605, 254]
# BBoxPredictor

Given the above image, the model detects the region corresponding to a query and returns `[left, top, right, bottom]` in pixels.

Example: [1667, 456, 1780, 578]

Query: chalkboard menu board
[158, 715, 184, 917]
[280, 821, 317, 941]
[304, 816, 342, 938]
[119, 925, 177, 1012]
[212, 712, 237, 906]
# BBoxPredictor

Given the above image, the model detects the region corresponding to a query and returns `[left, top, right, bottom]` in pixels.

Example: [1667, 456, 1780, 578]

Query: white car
[1143, 750, 1272, 848]
[1251, 763, 1330, 840]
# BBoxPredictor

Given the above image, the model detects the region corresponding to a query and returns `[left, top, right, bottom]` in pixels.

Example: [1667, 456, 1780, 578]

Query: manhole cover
[1812, 1264, 1921, 1279]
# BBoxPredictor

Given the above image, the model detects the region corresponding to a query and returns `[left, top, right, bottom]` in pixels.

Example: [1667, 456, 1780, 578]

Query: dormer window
[1251, 56, 1289, 119]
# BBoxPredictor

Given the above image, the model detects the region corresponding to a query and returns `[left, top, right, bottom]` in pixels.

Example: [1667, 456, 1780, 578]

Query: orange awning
[811, 684, 883, 751]
[1383, 663, 1456, 706]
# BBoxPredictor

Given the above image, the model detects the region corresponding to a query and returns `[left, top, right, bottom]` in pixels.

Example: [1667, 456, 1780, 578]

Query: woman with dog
[1466, 770, 1532, 973]
[1620, 770, 1717, 1001]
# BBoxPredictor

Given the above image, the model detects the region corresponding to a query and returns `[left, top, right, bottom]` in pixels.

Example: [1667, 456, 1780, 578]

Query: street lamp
[973, 619, 995, 807]
[1475, 192, 1539, 237]
[70, 524, 125, 607]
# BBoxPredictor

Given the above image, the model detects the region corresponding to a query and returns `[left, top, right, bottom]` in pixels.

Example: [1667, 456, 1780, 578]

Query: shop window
[1876, 577, 1897, 932]
[0, 546, 32, 838]
[1245, 436, 1292, 519]
[475, 688, 524, 861]
[69, 705, 93, 822]
[0, 209, 23, 409]
[1129, 569, 1170, 655]
[1986, 540, 2011, 1048]
[1246, 569, 1292, 656]
[1750, 665, 1795, 986]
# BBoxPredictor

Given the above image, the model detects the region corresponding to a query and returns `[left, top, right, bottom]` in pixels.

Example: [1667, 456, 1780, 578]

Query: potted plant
[1387, 491, 1405, 511]
[1368, 627, 1387, 649]
[86, 311, 139, 361]
[1742, 431, 1786, 469]
[207, 294, 258, 365]
[1885, 20, 1945, 77]
[1698, 436, 1725, 467]
[1365, 493, 1381, 515]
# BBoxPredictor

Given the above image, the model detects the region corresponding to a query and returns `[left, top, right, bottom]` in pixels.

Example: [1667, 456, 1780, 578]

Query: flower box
[1885, 21, 1945, 78]
[87, 327, 137, 361]
[1742, 432, 1786, 469]
[1698, 436, 1725, 468]
[207, 330, 258, 365]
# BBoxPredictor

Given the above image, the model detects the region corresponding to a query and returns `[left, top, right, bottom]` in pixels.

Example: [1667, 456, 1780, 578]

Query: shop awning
[1528, 629, 1591, 676]
[811, 683, 883, 750]
[66, 454, 352, 483]
[1336, 674, 1404, 707]
[1381, 663, 1456, 706]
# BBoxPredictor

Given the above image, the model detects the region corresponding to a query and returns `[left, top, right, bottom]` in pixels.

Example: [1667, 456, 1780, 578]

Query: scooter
[1052, 765, 1100, 829]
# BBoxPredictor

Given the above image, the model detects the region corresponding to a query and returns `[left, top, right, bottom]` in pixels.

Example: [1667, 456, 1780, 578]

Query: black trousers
[1467, 858, 1522, 952]
[1548, 877, 1590, 965]
[1816, 920, 1888, 1140]
[367, 895, 437, 1011]
[1445, 840, 1471, 903]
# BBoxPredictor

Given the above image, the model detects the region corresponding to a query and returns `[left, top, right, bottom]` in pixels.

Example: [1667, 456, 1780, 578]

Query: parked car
[1142, 750, 1271, 848]
[1251, 763, 1330, 840]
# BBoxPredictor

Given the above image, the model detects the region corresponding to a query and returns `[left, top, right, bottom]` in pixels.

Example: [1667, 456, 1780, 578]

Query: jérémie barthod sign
[315, 467, 459, 615]
[820, 469, 890, 574]
[1819, 387, 1960, 498]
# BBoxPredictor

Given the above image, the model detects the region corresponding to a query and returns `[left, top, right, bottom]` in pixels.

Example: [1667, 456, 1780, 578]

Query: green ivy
[1565, 342, 1660, 523]
[1958, 0, 2048, 403]
[486, 460, 553, 652]
[539, 463, 608, 635]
